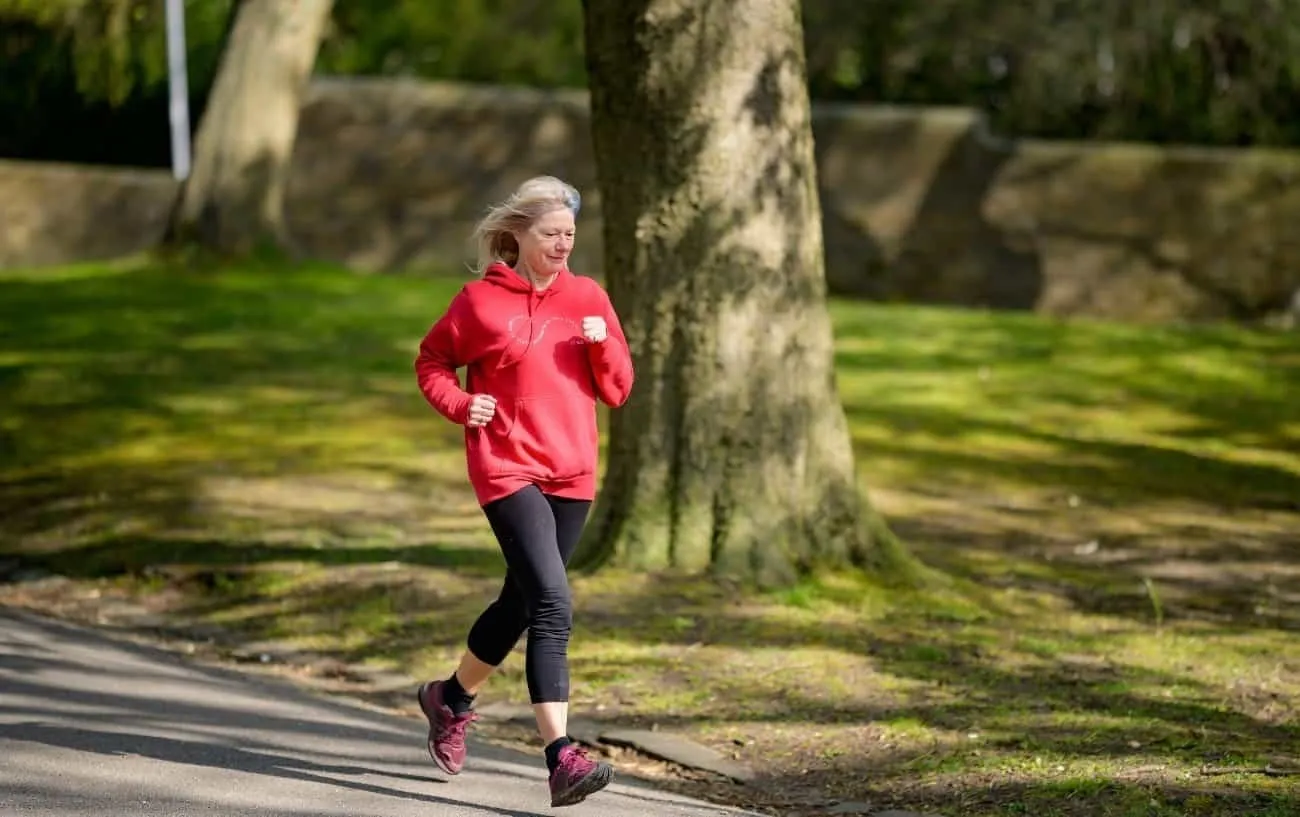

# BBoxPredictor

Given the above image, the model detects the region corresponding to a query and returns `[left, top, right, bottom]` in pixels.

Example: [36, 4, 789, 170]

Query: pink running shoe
[548, 743, 614, 807]
[417, 680, 478, 775]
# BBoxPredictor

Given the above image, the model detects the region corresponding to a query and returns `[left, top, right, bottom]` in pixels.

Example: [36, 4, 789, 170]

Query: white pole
[165, 0, 192, 181]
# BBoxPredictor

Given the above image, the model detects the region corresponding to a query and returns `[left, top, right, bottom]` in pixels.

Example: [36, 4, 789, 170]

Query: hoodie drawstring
[482, 260, 564, 370]
[502, 286, 548, 370]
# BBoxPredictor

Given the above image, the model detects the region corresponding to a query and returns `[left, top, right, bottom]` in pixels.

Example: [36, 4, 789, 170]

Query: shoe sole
[551, 762, 614, 808]
[417, 682, 462, 776]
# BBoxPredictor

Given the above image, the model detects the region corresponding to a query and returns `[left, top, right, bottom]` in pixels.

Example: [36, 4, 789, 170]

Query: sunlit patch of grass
[830, 300, 1299, 509]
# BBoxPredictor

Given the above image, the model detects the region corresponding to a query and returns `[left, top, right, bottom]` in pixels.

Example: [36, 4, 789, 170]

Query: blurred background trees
[4, 0, 1300, 168]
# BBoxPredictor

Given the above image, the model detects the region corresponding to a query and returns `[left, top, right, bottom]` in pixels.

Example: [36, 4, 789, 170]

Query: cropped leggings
[466, 484, 590, 704]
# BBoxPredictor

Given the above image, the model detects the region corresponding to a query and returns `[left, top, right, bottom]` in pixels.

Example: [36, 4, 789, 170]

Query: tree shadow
[845, 402, 1300, 512]
[5, 721, 549, 812]
[557, 575, 1300, 813]
[809, 110, 899, 297]
[890, 122, 1044, 311]
[0, 262, 491, 578]
[746, 769, 1300, 817]
[0, 617, 489, 817]
[1, 608, 740, 817]
[820, 289, 1299, 630]
[896, 518, 1300, 635]
[4, 533, 504, 581]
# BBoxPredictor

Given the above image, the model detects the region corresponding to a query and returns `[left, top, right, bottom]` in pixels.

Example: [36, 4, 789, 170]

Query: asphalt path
[0, 608, 759, 817]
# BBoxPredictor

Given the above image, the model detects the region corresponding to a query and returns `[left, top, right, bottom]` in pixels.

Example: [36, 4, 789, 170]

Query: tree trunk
[579, 0, 916, 586]
[169, 0, 332, 255]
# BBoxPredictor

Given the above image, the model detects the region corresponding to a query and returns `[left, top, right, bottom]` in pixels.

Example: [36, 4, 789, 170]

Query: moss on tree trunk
[579, 0, 917, 585]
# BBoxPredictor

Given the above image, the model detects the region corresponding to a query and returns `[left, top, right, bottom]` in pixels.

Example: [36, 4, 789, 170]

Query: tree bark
[169, 0, 332, 255]
[579, 0, 916, 585]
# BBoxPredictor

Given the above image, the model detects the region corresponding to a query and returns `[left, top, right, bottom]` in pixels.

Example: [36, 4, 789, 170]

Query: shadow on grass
[827, 297, 1299, 641]
[901, 521, 1300, 637]
[550, 570, 1300, 788]
[0, 261, 480, 565]
[847, 403, 1300, 509]
[4, 260, 1299, 816]
[760, 770, 1300, 817]
[831, 302, 1299, 461]
[8, 534, 504, 580]
[637, 619, 1293, 743]
[0, 458, 490, 579]
[952, 780, 1300, 817]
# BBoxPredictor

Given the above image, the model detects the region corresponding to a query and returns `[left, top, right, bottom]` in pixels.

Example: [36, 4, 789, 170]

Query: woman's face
[517, 207, 575, 278]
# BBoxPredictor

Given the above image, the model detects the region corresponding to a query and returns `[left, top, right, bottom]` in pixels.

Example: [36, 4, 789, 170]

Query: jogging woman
[413, 175, 634, 808]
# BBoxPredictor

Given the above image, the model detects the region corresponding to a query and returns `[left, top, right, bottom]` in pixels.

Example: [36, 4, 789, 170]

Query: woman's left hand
[581, 316, 608, 344]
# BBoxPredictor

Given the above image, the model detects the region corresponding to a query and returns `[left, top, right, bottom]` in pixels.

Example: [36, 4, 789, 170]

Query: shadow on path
[0, 608, 745, 817]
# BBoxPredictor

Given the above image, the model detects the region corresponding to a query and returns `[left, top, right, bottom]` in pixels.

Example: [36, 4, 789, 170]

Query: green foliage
[0, 0, 212, 106]
[0, 0, 235, 165]
[320, 0, 587, 88]
[65, 0, 149, 106]
[802, 0, 1300, 146]
[5, 0, 1300, 165]
[0, 0, 587, 105]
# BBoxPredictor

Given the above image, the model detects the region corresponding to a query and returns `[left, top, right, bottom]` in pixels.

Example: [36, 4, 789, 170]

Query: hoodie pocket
[475, 402, 516, 477]
[492, 396, 593, 480]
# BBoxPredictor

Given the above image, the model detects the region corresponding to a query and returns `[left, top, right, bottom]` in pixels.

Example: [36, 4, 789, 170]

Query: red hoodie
[415, 262, 634, 506]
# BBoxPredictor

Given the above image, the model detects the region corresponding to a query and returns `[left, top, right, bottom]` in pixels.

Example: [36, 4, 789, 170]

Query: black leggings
[466, 485, 591, 704]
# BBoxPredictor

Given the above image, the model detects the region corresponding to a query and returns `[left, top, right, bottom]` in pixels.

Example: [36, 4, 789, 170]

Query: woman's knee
[466, 595, 528, 664]
[530, 581, 573, 633]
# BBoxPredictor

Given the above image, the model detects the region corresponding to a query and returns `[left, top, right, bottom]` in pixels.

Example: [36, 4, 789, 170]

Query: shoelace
[558, 744, 595, 772]
[440, 711, 479, 746]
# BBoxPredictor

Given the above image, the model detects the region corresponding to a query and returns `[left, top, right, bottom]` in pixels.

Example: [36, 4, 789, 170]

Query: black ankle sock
[442, 674, 475, 715]
[544, 737, 573, 773]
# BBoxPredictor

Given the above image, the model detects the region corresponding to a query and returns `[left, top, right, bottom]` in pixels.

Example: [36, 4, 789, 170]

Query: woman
[413, 176, 634, 808]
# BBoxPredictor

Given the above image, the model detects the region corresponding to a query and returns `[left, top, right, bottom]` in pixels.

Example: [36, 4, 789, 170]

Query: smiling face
[515, 206, 576, 279]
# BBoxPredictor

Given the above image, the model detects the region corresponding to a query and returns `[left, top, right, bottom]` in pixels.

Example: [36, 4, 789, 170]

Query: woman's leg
[453, 572, 528, 699]
[436, 492, 590, 712]
[417, 489, 542, 776]
[530, 495, 591, 746]
[475, 487, 576, 704]
[531, 493, 611, 806]
[448, 649, 499, 697]
[422, 485, 610, 801]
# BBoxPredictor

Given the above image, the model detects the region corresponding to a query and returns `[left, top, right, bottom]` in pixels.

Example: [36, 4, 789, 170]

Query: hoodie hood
[483, 260, 571, 294]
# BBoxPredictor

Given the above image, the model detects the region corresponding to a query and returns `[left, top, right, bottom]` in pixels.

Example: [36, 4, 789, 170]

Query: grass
[2, 257, 1298, 817]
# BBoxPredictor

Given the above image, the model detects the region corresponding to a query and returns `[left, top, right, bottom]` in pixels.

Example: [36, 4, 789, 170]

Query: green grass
[2, 257, 1298, 817]
[829, 298, 1298, 508]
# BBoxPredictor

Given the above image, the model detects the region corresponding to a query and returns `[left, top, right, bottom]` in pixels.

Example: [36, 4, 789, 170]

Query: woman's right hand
[466, 394, 497, 428]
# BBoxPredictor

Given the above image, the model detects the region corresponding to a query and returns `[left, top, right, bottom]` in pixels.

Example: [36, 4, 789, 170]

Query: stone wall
[286, 79, 603, 277]
[4, 76, 1300, 324]
[0, 160, 178, 268]
[815, 106, 1300, 323]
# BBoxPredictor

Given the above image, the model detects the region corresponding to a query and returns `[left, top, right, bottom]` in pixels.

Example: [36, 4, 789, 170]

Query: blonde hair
[472, 175, 582, 274]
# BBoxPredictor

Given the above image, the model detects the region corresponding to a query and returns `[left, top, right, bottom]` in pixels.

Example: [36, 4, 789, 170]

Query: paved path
[0, 608, 758, 817]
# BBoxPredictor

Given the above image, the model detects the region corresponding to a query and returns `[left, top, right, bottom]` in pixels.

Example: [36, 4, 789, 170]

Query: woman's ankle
[543, 736, 573, 772]
[442, 673, 477, 715]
